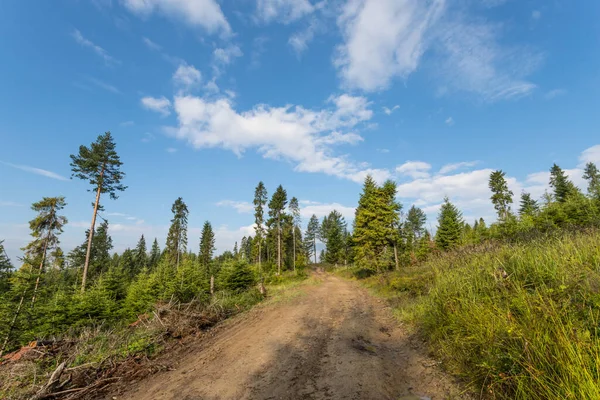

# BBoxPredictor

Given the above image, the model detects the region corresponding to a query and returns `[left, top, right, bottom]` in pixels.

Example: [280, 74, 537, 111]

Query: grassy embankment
[340, 230, 600, 399]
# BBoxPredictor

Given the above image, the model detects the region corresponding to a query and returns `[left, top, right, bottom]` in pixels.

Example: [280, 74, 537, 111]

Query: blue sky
[1, 0, 599, 262]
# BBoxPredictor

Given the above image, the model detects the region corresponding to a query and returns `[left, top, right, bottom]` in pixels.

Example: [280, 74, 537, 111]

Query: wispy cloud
[0, 201, 25, 207]
[383, 105, 400, 115]
[1, 161, 68, 181]
[216, 200, 254, 214]
[166, 147, 177, 153]
[141, 132, 155, 143]
[142, 37, 162, 51]
[438, 161, 478, 174]
[120, 120, 134, 127]
[71, 29, 120, 66]
[141, 96, 172, 116]
[445, 116, 454, 126]
[545, 89, 567, 100]
[87, 77, 121, 94]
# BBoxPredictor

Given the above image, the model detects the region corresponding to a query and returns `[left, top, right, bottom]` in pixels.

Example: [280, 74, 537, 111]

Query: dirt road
[111, 273, 466, 400]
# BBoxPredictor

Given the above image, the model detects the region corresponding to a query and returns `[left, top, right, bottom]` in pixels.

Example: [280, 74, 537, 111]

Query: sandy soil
[108, 273, 468, 400]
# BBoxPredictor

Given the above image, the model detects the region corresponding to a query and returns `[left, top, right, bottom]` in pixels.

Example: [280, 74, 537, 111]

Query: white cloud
[445, 116, 454, 126]
[382, 105, 400, 115]
[173, 63, 202, 89]
[396, 161, 432, 179]
[438, 161, 478, 174]
[142, 36, 162, 51]
[334, 0, 541, 100]
[1, 161, 68, 181]
[255, 0, 314, 24]
[299, 201, 355, 220]
[166, 147, 177, 153]
[141, 132, 155, 143]
[335, 0, 445, 91]
[120, 120, 135, 127]
[213, 224, 256, 253]
[532, 10, 541, 20]
[213, 45, 243, 66]
[216, 200, 254, 214]
[164, 93, 389, 183]
[141, 96, 172, 116]
[580, 145, 600, 166]
[545, 89, 567, 100]
[72, 29, 120, 65]
[122, 0, 231, 35]
[288, 18, 320, 56]
[377, 148, 390, 153]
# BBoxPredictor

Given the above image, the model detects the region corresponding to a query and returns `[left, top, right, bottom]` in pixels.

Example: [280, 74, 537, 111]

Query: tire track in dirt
[109, 273, 467, 400]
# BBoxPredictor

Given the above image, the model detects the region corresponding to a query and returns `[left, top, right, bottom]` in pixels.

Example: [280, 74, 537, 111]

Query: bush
[218, 260, 256, 292]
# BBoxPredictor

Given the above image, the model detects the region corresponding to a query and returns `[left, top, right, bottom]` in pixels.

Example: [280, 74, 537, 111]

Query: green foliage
[549, 163, 578, 203]
[320, 210, 346, 265]
[435, 197, 464, 251]
[0, 240, 14, 293]
[583, 162, 600, 200]
[519, 192, 539, 217]
[165, 197, 189, 267]
[218, 260, 256, 292]
[489, 170, 514, 221]
[199, 221, 215, 275]
[305, 214, 320, 264]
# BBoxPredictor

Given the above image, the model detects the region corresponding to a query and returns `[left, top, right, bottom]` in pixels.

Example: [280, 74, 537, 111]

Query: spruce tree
[199, 221, 215, 276]
[382, 180, 401, 270]
[253, 182, 268, 270]
[134, 234, 148, 274]
[549, 164, 577, 202]
[70, 132, 126, 292]
[321, 210, 346, 265]
[489, 170, 513, 221]
[149, 238, 161, 269]
[305, 215, 320, 264]
[289, 197, 301, 271]
[583, 162, 600, 200]
[21, 197, 68, 309]
[519, 192, 540, 217]
[268, 185, 287, 275]
[435, 197, 464, 251]
[69, 220, 113, 282]
[165, 197, 188, 268]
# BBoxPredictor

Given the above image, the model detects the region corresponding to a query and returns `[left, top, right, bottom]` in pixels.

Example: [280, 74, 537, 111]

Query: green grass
[345, 230, 600, 399]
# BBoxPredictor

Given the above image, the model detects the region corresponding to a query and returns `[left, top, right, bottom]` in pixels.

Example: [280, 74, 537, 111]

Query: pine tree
[69, 220, 113, 282]
[519, 192, 540, 217]
[70, 132, 126, 292]
[199, 221, 215, 276]
[489, 170, 513, 221]
[134, 235, 147, 274]
[233, 242, 239, 258]
[435, 197, 464, 251]
[549, 164, 577, 202]
[21, 197, 68, 309]
[149, 238, 161, 269]
[382, 180, 401, 270]
[289, 197, 301, 271]
[268, 185, 288, 275]
[305, 214, 320, 264]
[0, 241, 13, 294]
[583, 162, 600, 200]
[165, 197, 188, 268]
[321, 210, 346, 265]
[406, 205, 427, 239]
[253, 182, 268, 270]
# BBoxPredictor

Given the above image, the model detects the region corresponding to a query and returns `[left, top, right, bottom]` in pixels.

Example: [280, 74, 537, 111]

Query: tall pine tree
[519, 192, 539, 217]
[583, 162, 600, 200]
[199, 221, 215, 276]
[289, 197, 301, 271]
[549, 164, 577, 202]
[134, 234, 147, 274]
[165, 197, 188, 268]
[305, 214, 320, 264]
[149, 238, 161, 269]
[253, 182, 268, 270]
[489, 170, 513, 221]
[70, 132, 126, 292]
[268, 185, 287, 275]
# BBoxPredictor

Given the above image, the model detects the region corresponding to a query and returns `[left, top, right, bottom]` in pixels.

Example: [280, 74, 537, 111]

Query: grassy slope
[340, 230, 600, 399]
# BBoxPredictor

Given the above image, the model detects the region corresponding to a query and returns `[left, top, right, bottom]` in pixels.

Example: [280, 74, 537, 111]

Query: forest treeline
[1, 130, 600, 359]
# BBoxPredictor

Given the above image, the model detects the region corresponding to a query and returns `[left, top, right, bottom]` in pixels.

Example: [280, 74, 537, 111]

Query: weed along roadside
[338, 229, 600, 400]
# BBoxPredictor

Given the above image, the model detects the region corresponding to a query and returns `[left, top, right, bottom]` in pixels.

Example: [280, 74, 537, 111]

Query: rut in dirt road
[112, 273, 466, 400]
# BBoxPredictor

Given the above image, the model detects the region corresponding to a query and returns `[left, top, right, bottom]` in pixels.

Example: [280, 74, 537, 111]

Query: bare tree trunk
[82, 167, 104, 293]
[277, 218, 281, 275]
[0, 287, 27, 357]
[210, 275, 214, 296]
[30, 234, 50, 310]
[393, 243, 399, 271]
[258, 240, 261, 274]
[292, 227, 296, 272]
